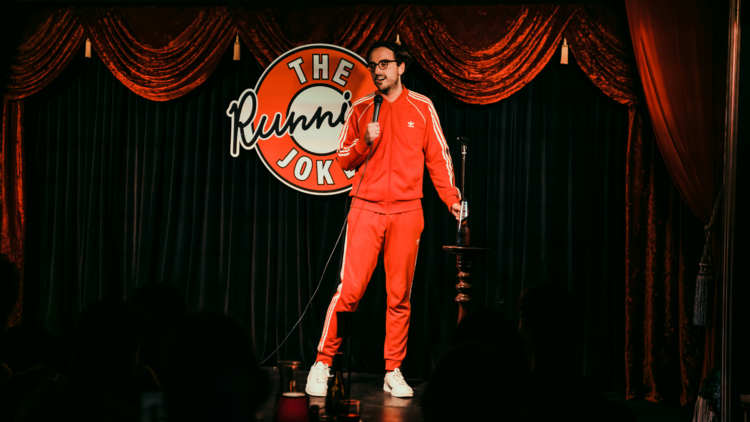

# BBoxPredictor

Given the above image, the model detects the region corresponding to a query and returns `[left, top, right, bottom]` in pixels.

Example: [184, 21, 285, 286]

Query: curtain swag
[5, 5, 635, 103]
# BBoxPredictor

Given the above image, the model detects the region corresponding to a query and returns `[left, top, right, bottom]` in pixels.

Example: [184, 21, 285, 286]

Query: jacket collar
[373, 86, 409, 105]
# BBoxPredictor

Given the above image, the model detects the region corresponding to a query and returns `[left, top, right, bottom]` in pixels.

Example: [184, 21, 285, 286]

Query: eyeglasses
[367, 60, 398, 72]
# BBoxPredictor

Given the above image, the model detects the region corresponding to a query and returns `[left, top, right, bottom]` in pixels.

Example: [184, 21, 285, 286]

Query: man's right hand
[364, 122, 380, 146]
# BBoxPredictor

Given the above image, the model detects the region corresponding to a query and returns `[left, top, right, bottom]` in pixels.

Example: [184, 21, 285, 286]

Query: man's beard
[376, 76, 399, 95]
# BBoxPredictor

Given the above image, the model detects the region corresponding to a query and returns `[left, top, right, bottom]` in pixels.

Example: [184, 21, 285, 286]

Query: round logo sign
[226, 44, 376, 195]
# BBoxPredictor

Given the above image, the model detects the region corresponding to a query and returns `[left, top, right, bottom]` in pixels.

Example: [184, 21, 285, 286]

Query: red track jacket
[336, 88, 460, 214]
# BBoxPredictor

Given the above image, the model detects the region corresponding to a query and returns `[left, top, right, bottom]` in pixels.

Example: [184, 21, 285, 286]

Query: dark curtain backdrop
[22, 45, 628, 388]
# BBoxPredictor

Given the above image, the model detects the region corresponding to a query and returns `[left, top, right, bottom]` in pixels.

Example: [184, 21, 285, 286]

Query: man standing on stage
[305, 41, 461, 398]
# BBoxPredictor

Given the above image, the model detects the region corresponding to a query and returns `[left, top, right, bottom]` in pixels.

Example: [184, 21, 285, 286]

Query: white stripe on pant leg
[319, 229, 350, 353]
[409, 240, 420, 304]
[340, 229, 349, 281]
[318, 284, 342, 352]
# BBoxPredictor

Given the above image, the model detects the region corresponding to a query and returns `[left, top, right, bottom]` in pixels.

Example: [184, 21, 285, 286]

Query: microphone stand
[461, 141, 467, 202]
[443, 136, 489, 324]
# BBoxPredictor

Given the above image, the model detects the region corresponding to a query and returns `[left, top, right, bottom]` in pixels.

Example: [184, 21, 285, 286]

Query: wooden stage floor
[258, 369, 423, 422]
[256, 368, 694, 422]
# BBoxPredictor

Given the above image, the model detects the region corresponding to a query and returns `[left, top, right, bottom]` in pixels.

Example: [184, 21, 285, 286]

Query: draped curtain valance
[0, 3, 722, 406]
[4, 5, 635, 103]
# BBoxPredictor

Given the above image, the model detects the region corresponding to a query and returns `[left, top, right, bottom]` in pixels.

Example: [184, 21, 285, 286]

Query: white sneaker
[305, 361, 331, 397]
[383, 368, 413, 398]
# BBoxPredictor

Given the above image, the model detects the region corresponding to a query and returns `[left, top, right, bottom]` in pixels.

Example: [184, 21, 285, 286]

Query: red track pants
[316, 207, 424, 371]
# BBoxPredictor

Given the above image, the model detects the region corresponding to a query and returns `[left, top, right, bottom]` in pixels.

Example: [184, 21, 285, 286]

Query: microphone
[457, 136, 468, 154]
[372, 95, 383, 122]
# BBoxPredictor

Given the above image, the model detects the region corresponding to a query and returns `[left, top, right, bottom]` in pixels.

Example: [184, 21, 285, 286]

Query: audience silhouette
[2, 269, 641, 422]
[1, 281, 268, 422]
[0, 320, 71, 421]
[421, 285, 636, 422]
[128, 282, 187, 377]
[421, 308, 528, 422]
[518, 283, 635, 422]
[159, 311, 269, 422]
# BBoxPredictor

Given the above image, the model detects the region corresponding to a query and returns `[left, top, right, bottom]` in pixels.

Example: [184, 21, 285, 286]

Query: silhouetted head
[129, 282, 186, 327]
[517, 283, 583, 371]
[128, 282, 186, 372]
[451, 307, 529, 373]
[422, 342, 525, 422]
[71, 300, 147, 388]
[159, 312, 268, 422]
[423, 309, 529, 422]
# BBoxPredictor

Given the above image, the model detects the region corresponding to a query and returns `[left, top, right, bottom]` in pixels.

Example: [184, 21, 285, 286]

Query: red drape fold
[231, 6, 409, 68]
[2, 8, 82, 327]
[624, 0, 719, 224]
[624, 108, 705, 405]
[566, 5, 637, 107]
[1, 99, 25, 327]
[568, 5, 705, 405]
[77, 6, 235, 102]
[5, 8, 85, 100]
[400, 5, 576, 105]
[623, 0, 724, 403]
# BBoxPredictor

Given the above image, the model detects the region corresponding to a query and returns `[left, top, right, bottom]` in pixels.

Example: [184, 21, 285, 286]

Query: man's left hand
[450, 203, 461, 220]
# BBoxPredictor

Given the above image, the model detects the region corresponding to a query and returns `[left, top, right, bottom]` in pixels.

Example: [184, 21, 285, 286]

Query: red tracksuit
[316, 87, 459, 371]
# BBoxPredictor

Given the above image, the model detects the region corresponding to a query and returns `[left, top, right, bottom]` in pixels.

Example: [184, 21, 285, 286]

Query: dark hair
[367, 40, 413, 70]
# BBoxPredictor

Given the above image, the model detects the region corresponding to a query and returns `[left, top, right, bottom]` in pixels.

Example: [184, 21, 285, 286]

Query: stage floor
[257, 368, 423, 422]
[256, 368, 693, 422]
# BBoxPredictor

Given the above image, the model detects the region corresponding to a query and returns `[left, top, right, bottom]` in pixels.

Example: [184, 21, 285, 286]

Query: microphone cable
[259, 132, 377, 365]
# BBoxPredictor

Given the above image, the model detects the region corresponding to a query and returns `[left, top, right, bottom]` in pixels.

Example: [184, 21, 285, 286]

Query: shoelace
[314, 364, 330, 383]
[390, 369, 408, 386]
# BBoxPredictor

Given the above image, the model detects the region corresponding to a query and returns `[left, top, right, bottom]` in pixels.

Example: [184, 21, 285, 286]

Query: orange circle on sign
[253, 44, 375, 195]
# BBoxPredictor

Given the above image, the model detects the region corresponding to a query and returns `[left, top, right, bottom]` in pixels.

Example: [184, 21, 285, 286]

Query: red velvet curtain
[567, 6, 705, 404]
[2, 8, 84, 326]
[3, 6, 587, 106]
[232, 5, 408, 68]
[624, 0, 721, 224]
[0, 4, 711, 403]
[565, 6, 637, 107]
[1, 99, 25, 327]
[623, 109, 706, 405]
[623, 0, 724, 404]
[5, 8, 84, 100]
[77, 7, 234, 102]
[401, 5, 576, 104]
